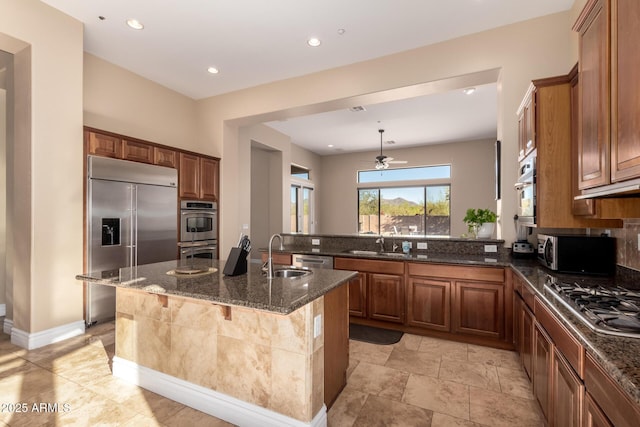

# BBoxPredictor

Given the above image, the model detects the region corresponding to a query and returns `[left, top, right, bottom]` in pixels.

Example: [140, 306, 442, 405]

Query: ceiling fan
[375, 129, 408, 169]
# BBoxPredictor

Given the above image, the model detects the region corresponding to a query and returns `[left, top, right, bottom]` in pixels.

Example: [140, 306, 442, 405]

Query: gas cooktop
[544, 275, 640, 339]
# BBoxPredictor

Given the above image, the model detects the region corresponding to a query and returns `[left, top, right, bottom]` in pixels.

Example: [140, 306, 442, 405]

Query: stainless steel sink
[345, 250, 379, 255]
[272, 268, 312, 278]
[344, 249, 405, 257]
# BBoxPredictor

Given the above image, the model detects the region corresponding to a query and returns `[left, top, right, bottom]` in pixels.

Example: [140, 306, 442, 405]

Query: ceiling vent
[348, 106, 366, 112]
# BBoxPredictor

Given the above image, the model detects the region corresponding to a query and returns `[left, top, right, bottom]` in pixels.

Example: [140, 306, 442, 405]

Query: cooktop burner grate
[544, 276, 640, 338]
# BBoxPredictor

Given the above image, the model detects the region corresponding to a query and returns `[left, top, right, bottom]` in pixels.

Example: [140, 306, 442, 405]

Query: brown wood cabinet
[453, 281, 504, 339]
[334, 257, 405, 324]
[610, 0, 640, 182]
[406, 276, 451, 332]
[533, 322, 552, 421]
[584, 353, 640, 427]
[517, 85, 536, 161]
[179, 153, 220, 201]
[574, 0, 640, 190]
[86, 130, 122, 159]
[584, 393, 613, 427]
[259, 252, 292, 266]
[552, 348, 584, 427]
[521, 301, 534, 380]
[347, 273, 367, 318]
[154, 147, 178, 168]
[368, 273, 404, 323]
[522, 76, 620, 228]
[323, 283, 349, 409]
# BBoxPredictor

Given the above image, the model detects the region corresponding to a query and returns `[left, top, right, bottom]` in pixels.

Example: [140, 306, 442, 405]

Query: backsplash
[609, 219, 640, 272]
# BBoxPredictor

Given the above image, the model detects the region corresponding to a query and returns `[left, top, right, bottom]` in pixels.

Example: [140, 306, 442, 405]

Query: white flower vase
[476, 222, 495, 239]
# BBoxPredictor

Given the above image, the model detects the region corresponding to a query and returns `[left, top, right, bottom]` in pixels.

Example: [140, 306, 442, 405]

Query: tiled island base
[113, 288, 327, 427]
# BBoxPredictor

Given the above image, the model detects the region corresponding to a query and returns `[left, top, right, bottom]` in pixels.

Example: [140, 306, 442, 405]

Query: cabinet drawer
[335, 257, 404, 275]
[521, 279, 535, 311]
[408, 263, 503, 283]
[534, 297, 584, 378]
[585, 353, 640, 427]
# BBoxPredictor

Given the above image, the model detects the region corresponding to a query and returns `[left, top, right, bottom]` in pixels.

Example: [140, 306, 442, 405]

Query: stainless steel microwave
[537, 234, 616, 275]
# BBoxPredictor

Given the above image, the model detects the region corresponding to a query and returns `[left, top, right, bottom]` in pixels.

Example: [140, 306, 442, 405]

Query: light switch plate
[314, 315, 322, 338]
[312, 238, 320, 246]
[484, 244, 498, 253]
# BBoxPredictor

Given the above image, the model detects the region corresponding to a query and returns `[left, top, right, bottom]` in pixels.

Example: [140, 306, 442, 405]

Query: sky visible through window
[358, 165, 451, 183]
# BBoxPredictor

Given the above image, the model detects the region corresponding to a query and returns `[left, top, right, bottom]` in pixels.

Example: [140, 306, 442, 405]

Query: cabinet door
[552, 348, 584, 427]
[517, 111, 526, 161]
[179, 153, 200, 199]
[521, 303, 534, 380]
[533, 322, 552, 421]
[610, 0, 640, 182]
[368, 273, 404, 323]
[122, 139, 154, 164]
[86, 131, 122, 158]
[576, 0, 611, 189]
[523, 95, 535, 158]
[406, 277, 451, 332]
[154, 147, 177, 168]
[324, 283, 349, 409]
[452, 281, 504, 339]
[348, 273, 367, 318]
[200, 157, 219, 201]
[583, 393, 613, 427]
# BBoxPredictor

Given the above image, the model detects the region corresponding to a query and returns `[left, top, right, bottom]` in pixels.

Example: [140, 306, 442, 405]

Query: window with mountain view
[358, 185, 450, 236]
[357, 165, 451, 236]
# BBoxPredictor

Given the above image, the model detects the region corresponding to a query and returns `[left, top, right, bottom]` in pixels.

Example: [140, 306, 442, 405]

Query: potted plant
[463, 208, 497, 238]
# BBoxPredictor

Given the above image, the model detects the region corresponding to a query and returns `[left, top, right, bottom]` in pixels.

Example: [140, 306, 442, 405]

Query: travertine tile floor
[0, 319, 543, 426]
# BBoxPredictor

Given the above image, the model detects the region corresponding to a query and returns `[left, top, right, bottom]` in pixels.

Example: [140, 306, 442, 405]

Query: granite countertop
[510, 259, 640, 407]
[76, 259, 357, 315]
[268, 247, 512, 267]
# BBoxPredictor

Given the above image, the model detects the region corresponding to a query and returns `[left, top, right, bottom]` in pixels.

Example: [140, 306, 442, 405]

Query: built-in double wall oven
[179, 200, 217, 260]
[515, 153, 536, 225]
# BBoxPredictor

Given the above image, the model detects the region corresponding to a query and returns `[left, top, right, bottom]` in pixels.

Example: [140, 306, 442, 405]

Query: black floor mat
[349, 323, 403, 345]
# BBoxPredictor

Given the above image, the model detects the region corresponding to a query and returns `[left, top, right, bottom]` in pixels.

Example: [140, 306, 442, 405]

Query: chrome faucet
[266, 233, 284, 279]
[375, 236, 385, 252]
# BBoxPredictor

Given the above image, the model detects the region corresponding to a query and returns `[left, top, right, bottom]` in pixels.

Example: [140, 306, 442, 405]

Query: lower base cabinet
[323, 283, 349, 409]
[406, 277, 451, 332]
[583, 393, 613, 427]
[533, 322, 552, 421]
[453, 280, 504, 339]
[552, 348, 584, 427]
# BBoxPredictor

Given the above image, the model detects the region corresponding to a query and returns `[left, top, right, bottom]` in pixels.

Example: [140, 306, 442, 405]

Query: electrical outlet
[484, 244, 498, 253]
[314, 314, 322, 338]
[312, 238, 320, 246]
[417, 242, 428, 250]
[637, 233, 640, 251]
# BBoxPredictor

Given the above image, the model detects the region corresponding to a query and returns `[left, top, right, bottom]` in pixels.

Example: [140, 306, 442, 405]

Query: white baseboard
[112, 356, 327, 427]
[0, 304, 5, 317]
[10, 320, 85, 350]
[3, 318, 13, 335]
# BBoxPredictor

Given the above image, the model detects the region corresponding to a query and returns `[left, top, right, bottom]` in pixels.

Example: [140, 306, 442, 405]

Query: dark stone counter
[76, 259, 357, 315]
[510, 259, 640, 407]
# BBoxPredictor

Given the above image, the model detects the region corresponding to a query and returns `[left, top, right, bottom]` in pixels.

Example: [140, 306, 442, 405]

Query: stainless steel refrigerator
[86, 155, 178, 325]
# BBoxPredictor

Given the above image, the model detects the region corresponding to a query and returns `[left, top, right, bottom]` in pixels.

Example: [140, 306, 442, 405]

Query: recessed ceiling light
[207, 67, 219, 74]
[126, 19, 144, 30]
[307, 37, 321, 47]
[328, 144, 334, 148]
[337, 29, 346, 35]
[463, 87, 476, 95]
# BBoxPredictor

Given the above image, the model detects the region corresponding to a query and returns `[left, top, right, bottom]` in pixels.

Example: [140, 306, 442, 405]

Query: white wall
[319, 139, 496, 237]
[199, 11, 575, 253]
[0, 0, 84, 333]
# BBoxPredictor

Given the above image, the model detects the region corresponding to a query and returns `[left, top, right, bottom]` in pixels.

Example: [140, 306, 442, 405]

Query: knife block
[223, 248, 248, 276]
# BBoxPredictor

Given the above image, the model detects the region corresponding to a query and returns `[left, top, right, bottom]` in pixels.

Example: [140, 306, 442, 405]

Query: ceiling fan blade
[387, 160, 408, 164]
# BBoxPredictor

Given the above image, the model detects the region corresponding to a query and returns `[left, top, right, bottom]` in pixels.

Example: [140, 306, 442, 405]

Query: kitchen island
[77, 259, 357, 427]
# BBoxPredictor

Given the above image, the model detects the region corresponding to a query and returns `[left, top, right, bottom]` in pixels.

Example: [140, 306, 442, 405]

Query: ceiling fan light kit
[374, 129, 407, 170]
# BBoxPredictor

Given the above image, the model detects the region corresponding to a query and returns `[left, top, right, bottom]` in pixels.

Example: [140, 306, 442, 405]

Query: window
[358, 165, 450, 183]
[358, 186, 450, 236]
[357, 165, 451, 236]
[291, 164, 314, 233]
[291, 164, 310, 180]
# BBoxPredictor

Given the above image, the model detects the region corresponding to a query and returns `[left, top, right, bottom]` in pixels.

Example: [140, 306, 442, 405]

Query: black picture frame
[495, 140, 501, 200]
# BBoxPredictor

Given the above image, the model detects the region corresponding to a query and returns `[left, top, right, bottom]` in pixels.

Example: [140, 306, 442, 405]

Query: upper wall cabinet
[574, 0, 640, 192]
[85, 128, 177, 169]
[519, 76, 621, 228]
[517, 86, 536, 162]
[179, 153, 219, 201]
